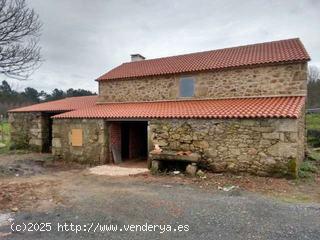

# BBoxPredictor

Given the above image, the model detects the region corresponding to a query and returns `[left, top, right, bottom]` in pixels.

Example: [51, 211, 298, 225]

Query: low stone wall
[150, 116, 305, 177]
[52, 119, 109, 165]
[8, 112, 48, 151]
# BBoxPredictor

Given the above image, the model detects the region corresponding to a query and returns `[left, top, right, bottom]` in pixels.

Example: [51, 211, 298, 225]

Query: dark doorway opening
[121, 123, 130, 159]
[42, 112, 56, 153]
[120, 121, 148, 161]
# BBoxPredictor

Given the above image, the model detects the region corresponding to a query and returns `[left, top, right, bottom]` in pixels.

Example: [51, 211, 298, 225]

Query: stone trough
[149, 150, 200, 176]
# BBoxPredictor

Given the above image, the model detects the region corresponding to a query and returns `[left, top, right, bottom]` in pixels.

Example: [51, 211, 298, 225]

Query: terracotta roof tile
[9, 95, 98, 113]
[53, 96, 305, 119]
[97, 38, 310, 81]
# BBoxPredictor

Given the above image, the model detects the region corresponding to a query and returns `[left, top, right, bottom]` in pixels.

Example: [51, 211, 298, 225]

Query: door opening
[42, 112, 55, 153]
[120, 121, 148, 161]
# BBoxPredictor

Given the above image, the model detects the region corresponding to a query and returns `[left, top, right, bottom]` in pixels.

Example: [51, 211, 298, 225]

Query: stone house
[9, 38, 310, 177]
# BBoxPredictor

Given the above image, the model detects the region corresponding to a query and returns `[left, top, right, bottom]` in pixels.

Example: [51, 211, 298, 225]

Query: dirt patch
[199, 173, 320, 202]
[0, 153, 51, 177]
[1, 152, 320, 215]
[132, 171, 320, 203]
[0, 159, 45, 177]
[0, 152, 50, 162]
[0, 153, 85, 178]
[0, 180, 65, 212]
[0, 153, 85, 212]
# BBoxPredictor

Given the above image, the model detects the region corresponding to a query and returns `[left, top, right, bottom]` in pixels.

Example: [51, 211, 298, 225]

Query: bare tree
[307, 65, 320, 108]
[308, 65, 320, 83]
[0, 0, 42, 80]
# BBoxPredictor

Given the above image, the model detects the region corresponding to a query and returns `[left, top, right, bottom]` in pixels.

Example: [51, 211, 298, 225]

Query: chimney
[131, 54, 145, 62]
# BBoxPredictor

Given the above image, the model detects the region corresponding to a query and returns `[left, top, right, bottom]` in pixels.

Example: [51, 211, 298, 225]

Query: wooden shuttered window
[71, 129, 83, 146]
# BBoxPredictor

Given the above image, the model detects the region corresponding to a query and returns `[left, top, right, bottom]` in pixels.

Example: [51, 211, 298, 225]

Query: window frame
[179, 76, 195, 98]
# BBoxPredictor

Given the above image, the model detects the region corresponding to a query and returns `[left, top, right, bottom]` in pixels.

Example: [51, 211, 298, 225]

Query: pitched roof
[97, 38, 310, 81]
[9, 95, 98, 113]
[53, 96, 305, 120]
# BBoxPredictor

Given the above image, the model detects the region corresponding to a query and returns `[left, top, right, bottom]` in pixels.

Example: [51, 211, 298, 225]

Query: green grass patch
[0, 121, 10, 152]
[306, 113, 320, 131]
[308, 150, 320, 162]
[274, 194, 312, 204]
[0, 122, 10, 136]
[306, 114, 320, 147]
[0, 145, 9, 154]
[0, 122, 9, 132]
[308, 135, 320, 148]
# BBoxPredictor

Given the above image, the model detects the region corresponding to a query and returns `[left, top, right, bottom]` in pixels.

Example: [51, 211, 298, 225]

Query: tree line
[0, 65, 319, 117]
[0, 80, 96, 116]
[307, 66, 320, 109]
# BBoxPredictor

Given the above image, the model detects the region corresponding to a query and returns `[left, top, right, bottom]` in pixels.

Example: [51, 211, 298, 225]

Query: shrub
[307, 130, 320, 147]
[300, 161, 318, 173]
[298, 161, 318, 179]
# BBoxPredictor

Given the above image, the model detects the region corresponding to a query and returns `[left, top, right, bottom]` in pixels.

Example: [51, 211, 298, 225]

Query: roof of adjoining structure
[97, 38, 310, 81]
[9, 95, 98, 113]
[53, 96, 305, 120]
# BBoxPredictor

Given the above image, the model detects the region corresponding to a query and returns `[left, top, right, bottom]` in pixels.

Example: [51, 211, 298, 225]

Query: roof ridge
[64, 95, 97, 99]
[97, 38, 310, 81]
[121, 38, 302, 65]
[36, 95, 97, 103]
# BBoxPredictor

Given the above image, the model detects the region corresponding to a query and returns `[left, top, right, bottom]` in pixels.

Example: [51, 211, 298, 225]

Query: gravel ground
[1, 175, 320, 240]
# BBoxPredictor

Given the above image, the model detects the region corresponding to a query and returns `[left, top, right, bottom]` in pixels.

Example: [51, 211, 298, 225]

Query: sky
[5, 0, 320, 93]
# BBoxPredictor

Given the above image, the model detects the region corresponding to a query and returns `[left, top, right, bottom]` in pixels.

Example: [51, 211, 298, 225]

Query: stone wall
[98, 63, 307, 103]
[149, 116, 305, 177]
[8, 112, 49, 151]
[52, 119, 109, 165]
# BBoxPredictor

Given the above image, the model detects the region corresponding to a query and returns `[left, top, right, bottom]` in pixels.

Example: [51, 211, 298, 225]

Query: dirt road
[0, 153, 319, 239]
